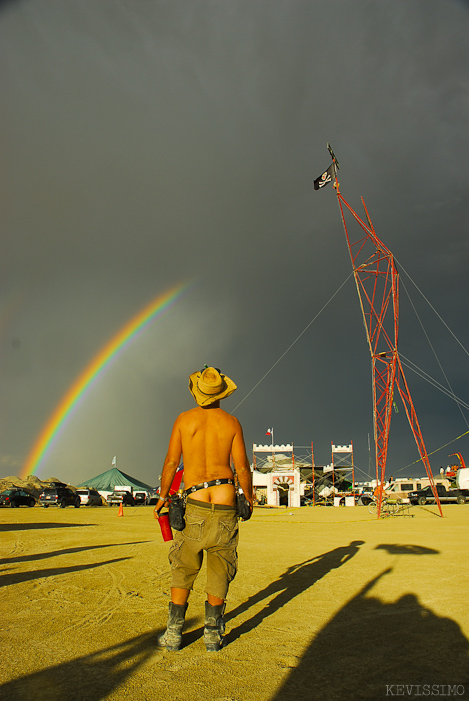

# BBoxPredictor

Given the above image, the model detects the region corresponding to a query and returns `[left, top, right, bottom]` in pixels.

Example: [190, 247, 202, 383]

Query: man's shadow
[226, 540, 364, 643]
[183, 541, 364, 647]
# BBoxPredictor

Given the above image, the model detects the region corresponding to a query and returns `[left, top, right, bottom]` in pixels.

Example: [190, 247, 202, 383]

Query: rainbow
[21, 282, 189, 478]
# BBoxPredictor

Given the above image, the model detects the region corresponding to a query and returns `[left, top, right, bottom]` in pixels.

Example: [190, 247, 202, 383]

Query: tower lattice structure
[328, 154, 442, 517]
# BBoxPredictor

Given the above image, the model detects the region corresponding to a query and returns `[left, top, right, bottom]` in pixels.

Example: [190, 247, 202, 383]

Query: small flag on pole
[266, 428, 273, 436]
[313, 163, 336, 190]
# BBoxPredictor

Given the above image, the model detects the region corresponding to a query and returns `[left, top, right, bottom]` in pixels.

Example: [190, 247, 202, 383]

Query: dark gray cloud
[1, 0, 469, 485]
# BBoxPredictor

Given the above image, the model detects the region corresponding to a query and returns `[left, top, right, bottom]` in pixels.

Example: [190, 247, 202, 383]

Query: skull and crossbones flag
[313, 162, 336, 190]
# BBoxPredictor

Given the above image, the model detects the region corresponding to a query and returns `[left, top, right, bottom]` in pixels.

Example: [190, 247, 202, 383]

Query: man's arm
[154, 416, 182, 516]
[231, 419, 253, 505]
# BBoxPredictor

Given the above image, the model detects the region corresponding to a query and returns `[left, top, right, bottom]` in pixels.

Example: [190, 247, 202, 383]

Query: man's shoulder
[225, 410, 241, 425]
[217, 410, 243, 432]
[175, 407, 199, 423]
[177, 406, 241, 426]
[214, 407, 240, 422]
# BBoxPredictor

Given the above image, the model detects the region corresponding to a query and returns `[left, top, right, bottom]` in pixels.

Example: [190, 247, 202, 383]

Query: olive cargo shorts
[168, 498, 239, 600]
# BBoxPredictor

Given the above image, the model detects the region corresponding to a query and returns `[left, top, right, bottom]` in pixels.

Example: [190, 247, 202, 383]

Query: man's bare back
[155, 367, 251, 650]
[157, 402, 252, 507]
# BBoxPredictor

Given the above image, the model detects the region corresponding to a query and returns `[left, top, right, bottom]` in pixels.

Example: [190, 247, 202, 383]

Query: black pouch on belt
[169, 493, 186, 531]
[236, 488, 252, 521]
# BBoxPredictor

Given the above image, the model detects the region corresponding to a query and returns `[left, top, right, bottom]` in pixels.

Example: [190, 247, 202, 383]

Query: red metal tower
[318, 147, 443, 517]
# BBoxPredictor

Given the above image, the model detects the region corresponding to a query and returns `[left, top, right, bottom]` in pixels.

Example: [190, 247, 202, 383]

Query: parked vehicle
[357, 488, 374, 506]
[133, 492, 147, 505]
[39, 487, 80, 508]
[76, 489, 103, 506]
[0, 489, 36, 508]
[384, 478, 451, 501]
[145, 491, 159, 505]
[408, 484, 467, 506]
[456, 468, 469, 490]
[106, 491, 135, 507]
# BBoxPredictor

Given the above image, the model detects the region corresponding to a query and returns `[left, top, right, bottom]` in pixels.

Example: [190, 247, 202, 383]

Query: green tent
[76, 467, 154, 492]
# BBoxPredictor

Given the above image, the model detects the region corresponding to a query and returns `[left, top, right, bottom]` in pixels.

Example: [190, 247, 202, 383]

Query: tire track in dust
[44, 563, 129, 640]
[0, 535, 24, 562]
[25, 541, 150, 643]
[54, 539, 153, 636]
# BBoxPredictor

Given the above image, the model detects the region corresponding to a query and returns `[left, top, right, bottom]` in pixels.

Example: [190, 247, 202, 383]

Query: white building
[252, 444, 307, 508]
[253, 466, 302, 508]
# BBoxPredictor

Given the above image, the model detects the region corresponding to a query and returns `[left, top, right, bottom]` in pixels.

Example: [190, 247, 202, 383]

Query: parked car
[145, 491, 159, 505]
[0, 489, 36, 508]
[357, 489, 374, 506]
[76, 489, 103, 506]
[408, 484, 467, 506]
[106, 491, 135, 507]
[385, 478, 450, 501]
[133, 492, 147, 505]
[39, 486, 81, 508]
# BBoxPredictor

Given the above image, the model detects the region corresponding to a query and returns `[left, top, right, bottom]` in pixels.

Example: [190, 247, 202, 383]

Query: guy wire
[231, 272, 354, 413]
[400, 276, 469, 429]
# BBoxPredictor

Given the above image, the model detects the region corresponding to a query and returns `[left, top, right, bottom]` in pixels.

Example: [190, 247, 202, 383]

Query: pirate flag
[313, 162, 336, 190]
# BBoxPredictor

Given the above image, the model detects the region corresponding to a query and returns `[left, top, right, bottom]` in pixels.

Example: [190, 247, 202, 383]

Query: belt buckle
[203, 482, 208, 489]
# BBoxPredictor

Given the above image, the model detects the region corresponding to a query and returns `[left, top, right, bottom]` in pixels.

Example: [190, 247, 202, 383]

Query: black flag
[314, 163, 336, 190]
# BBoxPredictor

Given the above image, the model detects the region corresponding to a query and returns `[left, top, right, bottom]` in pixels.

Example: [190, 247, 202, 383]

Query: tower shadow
[270, 568, 469, 700]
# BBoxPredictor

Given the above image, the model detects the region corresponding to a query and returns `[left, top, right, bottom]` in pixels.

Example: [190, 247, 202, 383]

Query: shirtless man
[155, 366, 252, 651]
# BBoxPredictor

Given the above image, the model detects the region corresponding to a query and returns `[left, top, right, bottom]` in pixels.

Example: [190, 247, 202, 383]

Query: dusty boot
[157, 602, 187, 651]
[203, 601, 226, 652]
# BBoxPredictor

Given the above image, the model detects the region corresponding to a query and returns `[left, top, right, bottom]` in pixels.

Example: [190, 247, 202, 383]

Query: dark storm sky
[1, 0, 469, 486]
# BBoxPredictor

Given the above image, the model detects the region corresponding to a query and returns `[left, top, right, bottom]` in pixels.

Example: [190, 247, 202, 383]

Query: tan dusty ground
[1, 502, 468, 701]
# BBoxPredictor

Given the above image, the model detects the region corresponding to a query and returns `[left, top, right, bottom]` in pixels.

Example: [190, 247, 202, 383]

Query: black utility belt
[168, 478, 251, 531]
[186, 498, 235, 511]
[183, 478, 234, 497]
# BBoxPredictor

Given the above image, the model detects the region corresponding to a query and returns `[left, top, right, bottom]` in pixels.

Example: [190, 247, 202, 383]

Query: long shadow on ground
[183, 541, 365, 648]
[374, 544, 439, 555]
[0, 541, 151, 566]
[270, 568, 469, 701]
[0, 557, 131, 588]
[0, 523, 96, 532]
[0, 629, 164, 701]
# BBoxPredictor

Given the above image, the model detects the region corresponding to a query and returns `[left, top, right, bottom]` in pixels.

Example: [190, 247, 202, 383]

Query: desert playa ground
[1, 503, 468, 701]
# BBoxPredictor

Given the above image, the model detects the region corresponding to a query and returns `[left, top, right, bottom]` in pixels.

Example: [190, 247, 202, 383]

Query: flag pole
[266, 428, 275, 466]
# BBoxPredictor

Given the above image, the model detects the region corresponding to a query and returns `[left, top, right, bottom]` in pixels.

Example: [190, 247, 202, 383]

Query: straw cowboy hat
[188, 367, 237, 406]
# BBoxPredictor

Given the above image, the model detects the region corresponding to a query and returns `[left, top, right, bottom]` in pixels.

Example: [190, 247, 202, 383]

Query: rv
[385, 477, 450, 500]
